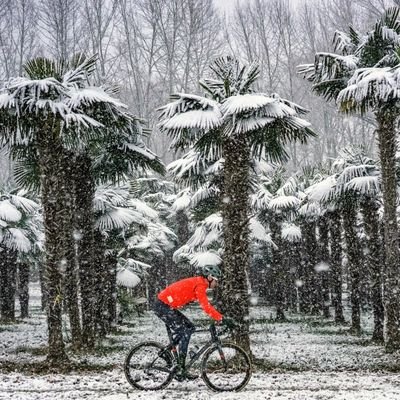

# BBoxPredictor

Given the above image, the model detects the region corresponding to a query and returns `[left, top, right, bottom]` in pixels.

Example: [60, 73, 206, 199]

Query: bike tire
[124, 341, 174, 390]
[201, 342, 252, 392]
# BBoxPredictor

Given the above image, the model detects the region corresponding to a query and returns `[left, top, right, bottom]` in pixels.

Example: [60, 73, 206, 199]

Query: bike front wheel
[201, 342, 252, 392]
[124, 341, 174, 390]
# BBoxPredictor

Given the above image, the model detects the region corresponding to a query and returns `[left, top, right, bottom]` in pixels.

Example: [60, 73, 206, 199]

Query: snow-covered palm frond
[367, 7, 400, 46]
[276, 176, 299, 196]
[298, 52, 358, 101]
[336, 165, 375, 185]
[158, 93, 222, 147]
[249, 217, 271, 244]
[129, 198, 158, 220]
[171, 189, 192, 212]
[281, 223, 302, 242]
[0, 200, 22, 222]
[63, 111, 104, 129]
[222, 94, 276, 115]
[67, 87, 127, 110]
[9, 193, 40, 214]
[161, 109, 222, 131]
[333, 30, 357, 55]
[167, 149, 209, 184]
[2, 228, 31, 252]
[189, 250, 221, 267]
[338, 67, 398, 113]
[122, 142, 157, 161]
[251, 186, 273, 210]
[62, 54, 97, 86]
[204, 212, 223, 230]
[96, 207, 145, 231]
[190, 185, 220, 208]
[345, 175, 381, 195]
[252, 159, 274, 176]
[129, 222, 176, 254]
[94, 186, 129, 212]
[116, 267, 141, 288]
[205, 158, 224, 175]
[185, 213, 223, 250]
[268, 195, 300, 212]
[306, 176, 337, 203]
[298, 202, 321, 218]
[7, 77, 66, 100]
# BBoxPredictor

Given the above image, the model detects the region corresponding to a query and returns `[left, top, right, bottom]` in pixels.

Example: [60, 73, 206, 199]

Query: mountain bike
[124, 322, 252, 392]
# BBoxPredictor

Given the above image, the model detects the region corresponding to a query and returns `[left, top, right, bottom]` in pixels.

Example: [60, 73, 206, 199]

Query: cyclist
[153, 265, 233, 379]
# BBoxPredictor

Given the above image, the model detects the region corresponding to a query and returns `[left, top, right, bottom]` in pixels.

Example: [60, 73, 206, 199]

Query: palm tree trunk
[221, 135, 251, 354]
[376, 109, 400, 351]
[270, 218, 286, 321]
[327, 210, 345, 323]
[318, 216, 330, 318]
[104, 249, 118, 333]
[18, 262, 30, 319]
[37, 130, 68, 363]
[300, 221, 318, 314]
[62, 151, 82, 349]
[0, 248, 17, 322]
[361, 199, 384, 342]
[342, 197, 362, 335]
[74, 153, 96, 349]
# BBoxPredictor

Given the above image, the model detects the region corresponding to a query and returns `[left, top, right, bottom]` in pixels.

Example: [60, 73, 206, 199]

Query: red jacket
[158, 276, 223, 321]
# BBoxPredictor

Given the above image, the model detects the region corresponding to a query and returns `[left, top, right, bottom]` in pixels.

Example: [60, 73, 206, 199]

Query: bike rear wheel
[201, 342, 252, 392]
[124, 341, 174, 390]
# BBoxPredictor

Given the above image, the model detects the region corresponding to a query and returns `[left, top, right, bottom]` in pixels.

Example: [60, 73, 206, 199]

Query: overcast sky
[213, 0, 239, 13]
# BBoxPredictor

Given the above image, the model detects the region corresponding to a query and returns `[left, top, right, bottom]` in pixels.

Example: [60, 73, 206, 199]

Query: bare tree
[38, 0, 84, 60]
[81, 0, 119, 83]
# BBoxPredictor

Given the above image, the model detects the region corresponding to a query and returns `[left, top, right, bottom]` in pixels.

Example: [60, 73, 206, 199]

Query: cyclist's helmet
[202, 265, 222, 280]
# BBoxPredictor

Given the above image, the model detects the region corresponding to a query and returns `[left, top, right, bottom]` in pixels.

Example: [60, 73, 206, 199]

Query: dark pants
[153, 299, 195, 360]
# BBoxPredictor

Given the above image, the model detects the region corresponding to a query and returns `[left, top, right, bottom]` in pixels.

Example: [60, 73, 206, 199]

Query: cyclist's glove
[221, 317, 237, 330]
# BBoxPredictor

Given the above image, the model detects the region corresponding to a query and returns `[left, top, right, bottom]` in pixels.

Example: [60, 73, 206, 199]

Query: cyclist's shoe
[173, 355, 199, 381]
[174, 367, 198, 381]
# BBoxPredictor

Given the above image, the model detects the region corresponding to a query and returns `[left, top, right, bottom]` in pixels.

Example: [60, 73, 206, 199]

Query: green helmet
[202, 265, 222, 280]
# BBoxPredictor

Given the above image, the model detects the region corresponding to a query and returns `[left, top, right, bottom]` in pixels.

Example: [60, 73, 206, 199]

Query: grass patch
[252, 357, 310, 373]
[0, 360, 115, 374]
[92, 345, 127, 355]
[15, 345, 48, 356]
[0, 325, 16, 332]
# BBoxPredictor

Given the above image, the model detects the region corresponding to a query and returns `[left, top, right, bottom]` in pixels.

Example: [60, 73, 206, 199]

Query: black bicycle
[124, 322, 252, 392]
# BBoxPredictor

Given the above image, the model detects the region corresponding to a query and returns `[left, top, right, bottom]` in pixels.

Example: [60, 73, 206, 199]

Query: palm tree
[0, 54, 163, 361]
[299, 7, 400, 350]
[159, 56, 315, 352]
[333, 148, 384, 341]
[305, 174, 345, 322]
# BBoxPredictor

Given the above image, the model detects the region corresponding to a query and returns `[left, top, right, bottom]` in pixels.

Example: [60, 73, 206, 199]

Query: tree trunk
[318, 215, 330, 318]
[300, 221, 319, 314]
[74, 153, 96, 349]
[0, 248, 17, 322]
[221, 135, 251, 354]
[376, 109, 400, 352]
[342, 197, 362, 335]
[63, 151, 82, 349]
[37, 130, 68, 363]
[18, 262, 30, 319]
[270, 218, 286, 321]
[327, 210, 345, 323]
[361, 199, 384, 343]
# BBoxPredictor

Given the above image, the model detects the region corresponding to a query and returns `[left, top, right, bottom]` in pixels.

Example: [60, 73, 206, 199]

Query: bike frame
[164, 323, 227, 372]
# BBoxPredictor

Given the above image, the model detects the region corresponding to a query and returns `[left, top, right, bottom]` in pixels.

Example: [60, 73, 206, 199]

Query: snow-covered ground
[1, 285, 400, 399]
